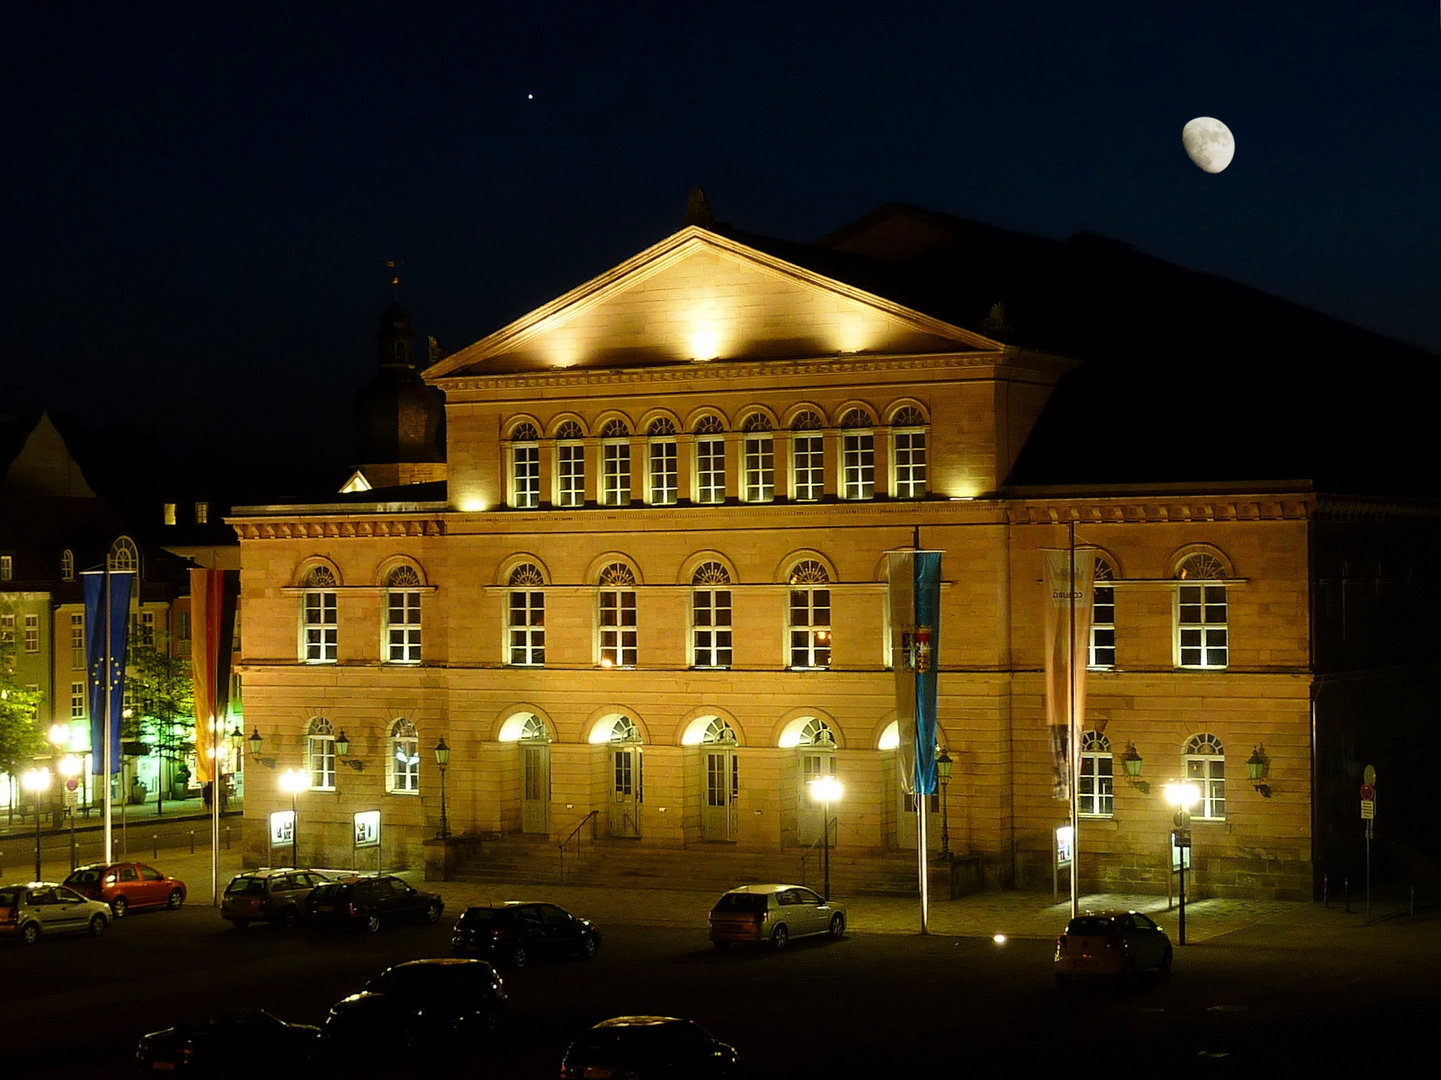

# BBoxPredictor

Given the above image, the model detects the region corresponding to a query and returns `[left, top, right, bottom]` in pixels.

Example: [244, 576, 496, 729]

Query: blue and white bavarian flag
[889, 550, 942, 797]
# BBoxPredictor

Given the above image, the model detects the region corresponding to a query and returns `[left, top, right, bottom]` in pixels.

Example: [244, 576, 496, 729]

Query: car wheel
[110, 896, 128, 919]
[580, 934, 598, 959]
[425, 901, 442, 923]
[88, 914, 107, 937]
[21, 922, 41, 945]
[828, 913, 846, 939]
[280, 908, 299, 930]
[364, 913, 381, 934]
[771, 924, 789, 951]
[1159, 947, 1174, 980]
[510, 944, 529, 968]
[167, 890, 184, 910]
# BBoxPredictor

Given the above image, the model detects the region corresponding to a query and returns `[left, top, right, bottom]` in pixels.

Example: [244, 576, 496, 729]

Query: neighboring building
[229, 198, 1441, 900]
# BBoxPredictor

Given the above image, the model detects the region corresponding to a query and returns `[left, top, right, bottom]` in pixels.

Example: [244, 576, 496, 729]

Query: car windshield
[310, 884, 348, 900]
[0, 889, 18, 908]
[1066, 916, 1120, 935]
[459, 907, 499, 926]
[64, 869, 102, 885]
[712, 893, 767, 912]
[225, 877, 267, 896]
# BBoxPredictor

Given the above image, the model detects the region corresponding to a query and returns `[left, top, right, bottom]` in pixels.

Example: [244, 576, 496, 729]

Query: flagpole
[1068, 521, 1079, 919]
[917, 794, 930, 934]
[102, 565, 113, 864]
[212, 710, 221, 904]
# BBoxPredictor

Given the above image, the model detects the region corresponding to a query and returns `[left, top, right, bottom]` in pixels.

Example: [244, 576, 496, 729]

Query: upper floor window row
[1085, 549, 1232, 672]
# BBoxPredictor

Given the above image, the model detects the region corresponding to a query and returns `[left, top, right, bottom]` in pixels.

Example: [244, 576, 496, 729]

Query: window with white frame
[694, 415, 726, 504]
[0, 555, 11, 581]
[108, 537, 138, 572]
[840, 409, 875, 500]
[1079, 731, 1114, 816]
[386, 565, 422, 663]
[890, 405, 927, 499]
[788, 560, 832, 668]
[24, 614, 39, 653]
[598, 563, 638, 666]
[389, 718, 420, 794]
[791, 411, 824, 501]
[1184, 733, 1226, 819]
[0, 613, 13, 648]
[301, 566, 338, 664]
[600, 419, 631, 506]
[691, 562, 732, 668]
[307, 717, 336, 790]
[1176, 553, 1227, 668]
[508, 563, 546, 666]
[71, 614, 85, 670]
[1090, 557, 1116, 668]
[509, 422, 541, 508]
[741, 413, 774, 503]
[71, 681, 85, 718]
[647, 418, 678, 505]
[555, 420, 585, 507]
[133, 610, 155, 647]
[60, 549, 74, 581]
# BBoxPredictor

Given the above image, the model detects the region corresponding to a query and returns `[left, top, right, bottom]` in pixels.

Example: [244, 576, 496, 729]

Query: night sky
[6, 2, 1439, 466]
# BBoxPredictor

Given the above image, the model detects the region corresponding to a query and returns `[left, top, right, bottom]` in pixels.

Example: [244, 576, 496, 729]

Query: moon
[1182, 117, 1235, 174]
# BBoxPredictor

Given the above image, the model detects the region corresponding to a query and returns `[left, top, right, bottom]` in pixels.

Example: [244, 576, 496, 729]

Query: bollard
[190, 830, 196, 854]
[1322, 874, 1329, 908]
[225, 826, 231, 851]
[153, 834, 159, 859]
[1344, 877, 1351, 914]
[1411, 886, 1415, 919]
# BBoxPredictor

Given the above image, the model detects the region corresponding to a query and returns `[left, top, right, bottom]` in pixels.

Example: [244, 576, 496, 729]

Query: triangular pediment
[427, 227, 1003, 380]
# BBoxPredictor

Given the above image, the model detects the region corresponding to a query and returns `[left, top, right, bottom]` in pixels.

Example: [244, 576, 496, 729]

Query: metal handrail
[558, 809, 599, 883]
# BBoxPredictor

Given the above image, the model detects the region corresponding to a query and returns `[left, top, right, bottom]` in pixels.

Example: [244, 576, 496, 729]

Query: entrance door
[797, 749, 834, 844]
[610, 745, 641, 838]
[702, 748, 738, 841]
[522, 742, 550, 834]
[897, 789, 939, 850]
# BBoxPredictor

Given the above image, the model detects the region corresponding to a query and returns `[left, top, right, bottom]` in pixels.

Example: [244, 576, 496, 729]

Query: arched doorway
[699, 718, 739, 841]
[499, 712, 553, 834]
[607, 716, 643, 838]
[792, 718, 836, 844]
[881, 720, 943, 851]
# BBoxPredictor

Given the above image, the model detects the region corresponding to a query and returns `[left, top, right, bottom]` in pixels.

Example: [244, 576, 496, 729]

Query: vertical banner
[1042, 545, 1095, 800]
[190, 568, 240, 783]
[84, 570, 133, 775]
[889, 550, 943, 797]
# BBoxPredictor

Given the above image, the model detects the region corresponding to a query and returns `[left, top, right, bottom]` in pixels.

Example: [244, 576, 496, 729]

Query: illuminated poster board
[269, 809, 295, 847]
[1055, 825, 1073, 869]
[354, 810, 380, 849]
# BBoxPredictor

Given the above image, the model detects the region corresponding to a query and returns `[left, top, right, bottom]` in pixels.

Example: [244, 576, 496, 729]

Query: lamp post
[808, 775, 843, 900]
[21, 768, 52, 880]
[936, 748, 953, 862]
[434, 737, 451, 839]
[1164, 780, 1200, 945]
[278, 769, 307, 867]
[57, 755, 82, 870]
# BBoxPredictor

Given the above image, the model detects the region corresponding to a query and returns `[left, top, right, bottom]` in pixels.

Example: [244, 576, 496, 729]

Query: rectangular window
[24, 614, 39, 653]
[1090, 582, 1115, 668]
[557, 442, 585, 507]
[692, 589, 733, 668]
[71, 681, 86, 719]
[599, 589, 637, 666]
[511, 443, 540, 508]
[387, 590, 422, 663]
[743, 435, 774, 502]
[71, 614, 85, 669]
[892, 431, 927, 498]
[789, 588, 831, 668]
[1079, 753, 1114, 816]
[649, 440, 677, 505]
[1187, 756, 1226, 820]
[842, 432, 875, 500]
[508, 590, 546, 665]
[0, 555, 11, 580]
[792, 433, 823, 501]
[303, 591, 338, 663]
[602, 442, 631, 506]
[309, 736, 336, 790]
[1177, 584, 1227, 668]
[391, 734, 419, 793]
[132, 610, 154, 647]
[696, 436, 725, 504]
[0, 613, 13, 647]
[194, 501, 209, 525]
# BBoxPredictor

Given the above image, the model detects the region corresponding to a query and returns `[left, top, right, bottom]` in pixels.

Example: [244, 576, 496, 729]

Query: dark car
[302, 874, 443, 933]
[136, 1008, 323, 1075]
[63, 861, 186, 917]
[560, 1016, 738, 1079]
[220, 868, 331, 929]
[325, 958, 506, 1055]
[451, 901, 601, 967]
[1054, 909, 1174, 983]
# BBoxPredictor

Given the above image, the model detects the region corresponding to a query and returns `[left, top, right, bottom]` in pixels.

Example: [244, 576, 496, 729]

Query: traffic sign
[1360, 783, 1375, 801]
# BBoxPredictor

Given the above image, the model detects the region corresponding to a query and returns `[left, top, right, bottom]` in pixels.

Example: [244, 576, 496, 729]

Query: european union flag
[84, 570, 133, 775]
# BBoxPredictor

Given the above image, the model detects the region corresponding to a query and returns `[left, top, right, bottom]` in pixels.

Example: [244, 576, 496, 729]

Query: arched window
[1185, 733, 1226, 819]
[300, 566, 338, 663]
[385, 565, 422, 663]
[601, 419, 631, 506]
[890, 405, 927, 499]
[598, 563, 637, 666]
[609, 715, 641, 743]
[741, 413, 774, 503]
[791, 410, 824, 502]
[693, 414, 726, 504]
[60, 549, 74, 581]
[647, 418, 678, 505]
[518, 713, 549, 742]
[1090, 557, 1116, 669]
[509, 421, 541, 509]
[389, 718, 420, 794]
[840, 409, 875, 500]
[307, 717, 336, 790]
[1079, 731, 1113, 816]
[1176, 553, 1227, 669]
[108, 536, 139, 573]
[555, 419, 585, 508]
[508, 563, 546, 666]
[702, 717, 737, 744]
[788, 560, 831, 669]
[691, 562, 732, 668]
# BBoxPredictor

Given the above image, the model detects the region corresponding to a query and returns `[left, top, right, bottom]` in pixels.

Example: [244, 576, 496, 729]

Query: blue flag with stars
[84, 570, 133, 775]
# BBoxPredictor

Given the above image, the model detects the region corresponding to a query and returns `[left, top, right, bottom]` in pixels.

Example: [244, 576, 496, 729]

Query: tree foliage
[125, 636, 194, 764]
[0, 654, 45, 777]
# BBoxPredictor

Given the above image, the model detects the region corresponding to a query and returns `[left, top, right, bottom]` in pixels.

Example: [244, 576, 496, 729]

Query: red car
[63, 862, 187, 917]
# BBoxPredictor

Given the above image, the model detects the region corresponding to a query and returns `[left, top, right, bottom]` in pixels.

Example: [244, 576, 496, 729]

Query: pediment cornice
[1007, 494, 1317, 525]
[230, 517, 446, 541]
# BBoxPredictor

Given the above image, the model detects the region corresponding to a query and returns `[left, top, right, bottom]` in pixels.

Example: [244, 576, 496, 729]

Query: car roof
[592, 1016, 690, 1029]
[391, 958, 486, 970]
[721, 884, 804, 895]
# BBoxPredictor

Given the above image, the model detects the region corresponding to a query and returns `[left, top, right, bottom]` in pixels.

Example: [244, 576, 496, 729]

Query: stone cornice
[1313, 495, 1441, 522]
[1007, 494, 1317, 525]
[230, 517, 446, 541]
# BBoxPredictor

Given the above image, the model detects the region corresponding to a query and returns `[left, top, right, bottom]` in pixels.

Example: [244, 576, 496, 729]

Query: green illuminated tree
[125, 636, 194, 810]
[0, 655, 45, 780]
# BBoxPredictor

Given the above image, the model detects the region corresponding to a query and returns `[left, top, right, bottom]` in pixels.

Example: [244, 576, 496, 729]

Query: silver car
[708, 884, 846, 951]
[0, 882, 112, 944]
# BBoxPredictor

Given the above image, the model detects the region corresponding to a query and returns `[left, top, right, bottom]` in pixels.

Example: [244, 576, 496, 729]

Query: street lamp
[808, 775, 843, 901]
[21, 768, 52, 880]
[936, 748, 953, 861]
[434, 737, 451, 839]
[278, 769, 308, 867]
[57, 755, 82, 870]
[1164, 779, 1200, 945]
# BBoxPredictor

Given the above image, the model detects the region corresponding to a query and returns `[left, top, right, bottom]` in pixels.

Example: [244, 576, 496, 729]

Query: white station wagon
[708, 884, 846, 951]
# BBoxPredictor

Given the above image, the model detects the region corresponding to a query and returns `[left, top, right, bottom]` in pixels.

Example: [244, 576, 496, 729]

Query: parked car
[136, 1008, 323, 1075]
[451, 901, 601, 967]
[560, 1016, 738, 1079]
[220, 868, 332, 929]
[0, 882, 112, 944]
[63, 861, 186, 917]
[707, 883, 846, 951]
[1053, 909, 1173, 983]
[325, 958, 506, 1055]
[303, 874, 443, 933]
